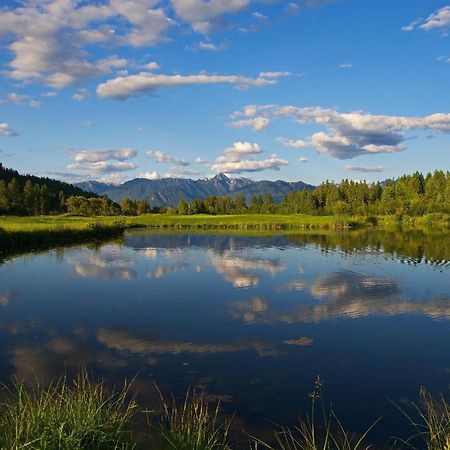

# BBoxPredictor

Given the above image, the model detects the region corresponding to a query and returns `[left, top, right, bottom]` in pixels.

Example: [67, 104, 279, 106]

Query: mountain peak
[211, 172, 230, 181]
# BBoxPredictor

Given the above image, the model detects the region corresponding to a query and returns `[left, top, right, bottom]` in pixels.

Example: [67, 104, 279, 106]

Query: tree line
[0, 179, 151, 216]
[1, 166, 449, 217]
[170, 171, 450, 216]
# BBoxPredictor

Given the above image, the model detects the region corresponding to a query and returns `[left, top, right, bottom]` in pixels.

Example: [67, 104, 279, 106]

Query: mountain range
[75, 173, 315, 207]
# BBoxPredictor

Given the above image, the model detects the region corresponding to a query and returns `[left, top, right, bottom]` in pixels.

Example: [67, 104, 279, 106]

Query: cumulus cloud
[72, 148, 137, 163]
[199, 141, 288, 174]
[139, 171, 160, 180]
[0, 92, 42, 107]
[170, 0, 251, 33]
[339, 63, 352, 68]
[96, 72, 276, 99]
[146, 150, 190, 166]
[69, 161, 137, 174]
[72, 88, 90, 101]
[65, 147, 138, 181]
[235, 104, 450, 159]
[230, 116, 270, 131]
[402, 6, 450, 34]
[0, 123, 20, 137]
[0, 0, 171, 88]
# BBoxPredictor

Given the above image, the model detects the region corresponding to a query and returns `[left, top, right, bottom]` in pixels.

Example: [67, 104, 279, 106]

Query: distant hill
[75, 173, 315, 207]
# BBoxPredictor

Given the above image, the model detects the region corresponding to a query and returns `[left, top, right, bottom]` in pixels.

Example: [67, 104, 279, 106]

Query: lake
[1, 229, 449, 447]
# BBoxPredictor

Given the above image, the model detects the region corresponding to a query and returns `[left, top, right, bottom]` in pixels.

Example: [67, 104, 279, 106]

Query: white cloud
[403, 6, 450, 34]
[196, 41, 229, 51]
[259, 71, 292, 78]
[0, 92, 42, 107]
[140, 171, 161, 180]
[72, 88, 90, 101]
[146, 61, 161, 70]
[0, 123, 19, 137]
[71, 161, 137, 174]
[199, 141, 288, 174]
[96, 72, 276, 99]
[235, 104, 450, 159]
[72, 148, 137, 163]
[230, 116, 270, 131]
[0, 0, 170, 88]
[170, 0, 251, 33]
[339, 63, 352, 68]
[146, 150, 190, 166]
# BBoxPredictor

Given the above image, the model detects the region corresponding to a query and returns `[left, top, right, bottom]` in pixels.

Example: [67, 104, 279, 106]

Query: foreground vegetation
[0, 374, 448, 450]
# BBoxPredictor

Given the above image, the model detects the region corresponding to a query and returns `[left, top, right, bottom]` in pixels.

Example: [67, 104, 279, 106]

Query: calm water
[1, 230, 449, 446]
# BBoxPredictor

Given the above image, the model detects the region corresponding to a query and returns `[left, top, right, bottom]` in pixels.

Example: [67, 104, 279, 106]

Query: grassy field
[1, 213, 448, 254]
[0, 213, 363, 231]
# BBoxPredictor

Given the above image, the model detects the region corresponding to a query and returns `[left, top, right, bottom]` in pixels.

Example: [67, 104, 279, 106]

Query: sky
[0, 0, 449, 186]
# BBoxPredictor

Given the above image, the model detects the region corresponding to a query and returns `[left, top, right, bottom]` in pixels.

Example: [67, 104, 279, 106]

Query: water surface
[1, 230, 449, 446]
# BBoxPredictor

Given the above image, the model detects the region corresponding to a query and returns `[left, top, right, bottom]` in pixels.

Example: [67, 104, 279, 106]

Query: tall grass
[152, 388, 231, 450]
[397, 387, 450, 450]
[0, 373, 137, 450]
[251, 377, 379, 450]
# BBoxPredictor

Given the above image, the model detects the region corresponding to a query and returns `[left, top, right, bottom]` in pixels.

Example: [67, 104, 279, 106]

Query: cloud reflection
[209, 251, 286, 288]
[68, 252, 136, 280]
[98, 328, 278, 357]
[231, 271, 450, 324]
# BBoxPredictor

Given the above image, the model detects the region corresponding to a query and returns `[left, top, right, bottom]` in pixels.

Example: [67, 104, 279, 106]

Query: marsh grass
[251, 377, 379, 450]
[151, 388, 231, 450]
[396, 387, 450, 450]
[0, 373, 137, 450]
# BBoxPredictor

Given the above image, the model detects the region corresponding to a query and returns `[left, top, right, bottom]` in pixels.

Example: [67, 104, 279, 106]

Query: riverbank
[1, 213, 449, 254]
[0, 219, 126, 254]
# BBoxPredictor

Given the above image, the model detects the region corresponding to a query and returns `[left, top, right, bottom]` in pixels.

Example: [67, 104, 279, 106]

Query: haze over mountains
[75, 173, 315, 207]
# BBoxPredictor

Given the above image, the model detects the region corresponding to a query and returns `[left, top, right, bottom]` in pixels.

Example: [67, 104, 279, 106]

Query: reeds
[397, 387, 450, 450]
[152, 388, 231, 450]
[251, 377, 379, 450]
[0, 373, 137, 450]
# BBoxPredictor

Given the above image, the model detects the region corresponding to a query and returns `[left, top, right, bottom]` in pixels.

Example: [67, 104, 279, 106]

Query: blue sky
[0, 0, 449, 185]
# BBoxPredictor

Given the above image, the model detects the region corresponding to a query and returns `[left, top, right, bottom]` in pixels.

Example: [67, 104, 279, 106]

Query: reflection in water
[231, 271, 450, 324]
[1, 230, 450, 444]
[69, 249, 136, 280]
[209, 251, 286, 288]
[98, 328, 279, 357]
[282, 337, 314, 346]
[0, 289, 11, 306]
[147, 263, 188, 279]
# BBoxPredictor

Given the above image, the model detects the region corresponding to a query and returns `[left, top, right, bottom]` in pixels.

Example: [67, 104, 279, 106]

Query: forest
[0, 164, 449, 218]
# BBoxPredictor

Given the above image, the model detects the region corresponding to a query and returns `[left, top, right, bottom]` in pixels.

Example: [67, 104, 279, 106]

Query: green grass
[0, 374, 137, 450]
[0, 374, 448, 450]
[0, 213, 363, 232]
[1, 212, 448, 254]
[152, 388, 231, 450]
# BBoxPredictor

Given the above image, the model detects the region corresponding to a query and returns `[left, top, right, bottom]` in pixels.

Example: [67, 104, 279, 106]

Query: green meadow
[1, 213, 449, 254]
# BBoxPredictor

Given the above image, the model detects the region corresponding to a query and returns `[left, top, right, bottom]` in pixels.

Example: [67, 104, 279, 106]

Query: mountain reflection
[98, 328, 279, 357]
[231, 271, 450, 324]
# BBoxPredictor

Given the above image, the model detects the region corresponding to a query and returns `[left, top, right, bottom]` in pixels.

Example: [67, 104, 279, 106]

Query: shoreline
[1, 213, 449, 254]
